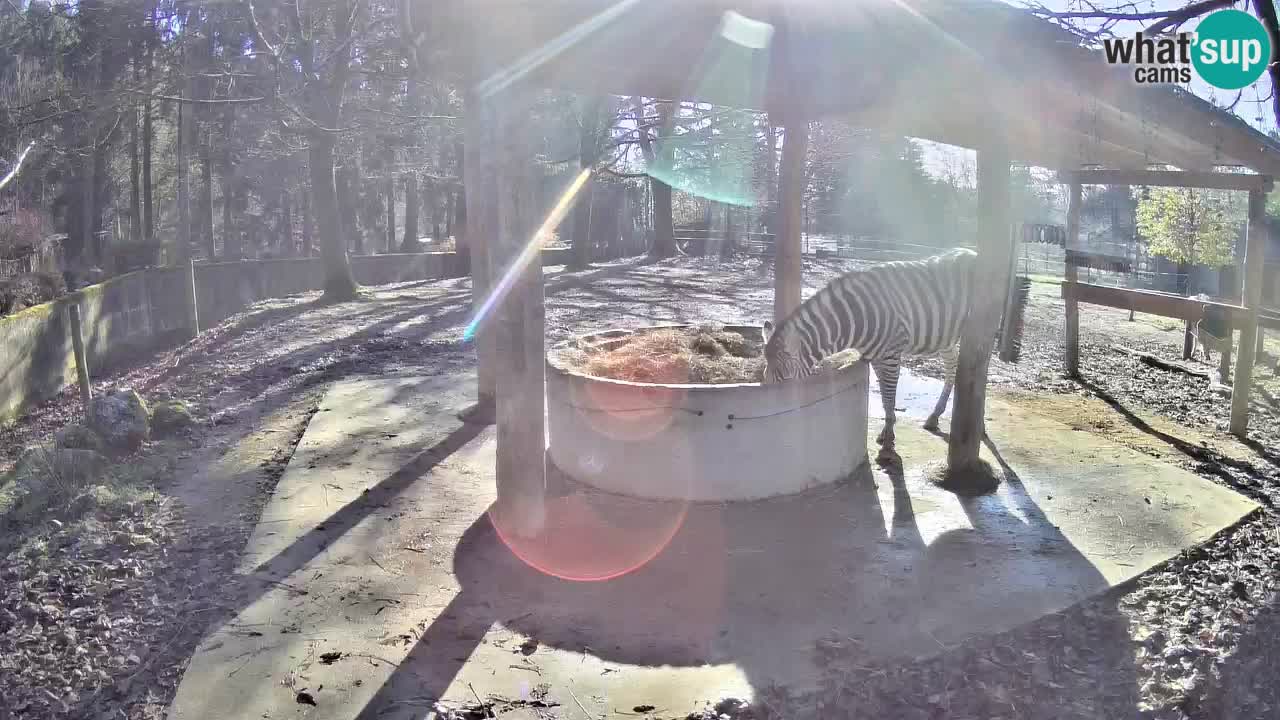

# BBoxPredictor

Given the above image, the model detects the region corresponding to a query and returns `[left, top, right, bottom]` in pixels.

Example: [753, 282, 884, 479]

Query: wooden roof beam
[1058, 170, 1274, 192]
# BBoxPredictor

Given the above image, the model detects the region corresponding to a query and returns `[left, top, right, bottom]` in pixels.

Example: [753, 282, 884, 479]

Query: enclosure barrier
[0, 248, 581, 423]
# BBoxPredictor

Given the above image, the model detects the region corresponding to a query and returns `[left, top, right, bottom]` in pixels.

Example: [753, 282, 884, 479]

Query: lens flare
[647, 11, 774, 208]
[490, 489, 689, 582]
[463, 168, 592, 343]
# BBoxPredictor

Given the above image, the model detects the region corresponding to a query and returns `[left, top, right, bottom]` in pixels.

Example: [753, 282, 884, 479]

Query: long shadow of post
[352, 460, 904, 719]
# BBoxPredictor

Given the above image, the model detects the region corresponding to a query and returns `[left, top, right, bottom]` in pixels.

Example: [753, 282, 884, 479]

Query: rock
[150, 399, 195, 437]
[87, 390, 149, 453]
[54, 426, 106, 454]
[13, 447, 109, 498]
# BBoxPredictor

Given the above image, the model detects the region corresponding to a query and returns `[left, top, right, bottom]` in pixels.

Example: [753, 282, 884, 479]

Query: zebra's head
[761, 320, 807, 383]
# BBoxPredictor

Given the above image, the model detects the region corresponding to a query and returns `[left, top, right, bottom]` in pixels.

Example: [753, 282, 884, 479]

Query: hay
[565, 324, 766, 384]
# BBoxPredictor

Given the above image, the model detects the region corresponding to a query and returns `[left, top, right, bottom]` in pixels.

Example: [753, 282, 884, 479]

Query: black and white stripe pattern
[762, 248, 978, 460]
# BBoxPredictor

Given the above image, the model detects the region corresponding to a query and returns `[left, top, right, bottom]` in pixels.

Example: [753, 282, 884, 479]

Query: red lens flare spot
[489, 490, 689, 582]
[575, 380, 688, 443]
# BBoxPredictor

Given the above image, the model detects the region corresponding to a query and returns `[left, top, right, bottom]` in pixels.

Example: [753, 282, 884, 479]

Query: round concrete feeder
[546, 325, 870, 502]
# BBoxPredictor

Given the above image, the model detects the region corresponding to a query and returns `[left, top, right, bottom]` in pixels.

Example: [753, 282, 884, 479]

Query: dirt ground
[2, 254, 1279, 719]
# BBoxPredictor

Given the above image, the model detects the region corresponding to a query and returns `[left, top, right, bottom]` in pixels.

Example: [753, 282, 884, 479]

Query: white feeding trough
[545, 325, 871, 502]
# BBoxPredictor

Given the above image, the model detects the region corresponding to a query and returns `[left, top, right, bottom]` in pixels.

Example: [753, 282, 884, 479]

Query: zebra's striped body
[762, 248, 979, 462]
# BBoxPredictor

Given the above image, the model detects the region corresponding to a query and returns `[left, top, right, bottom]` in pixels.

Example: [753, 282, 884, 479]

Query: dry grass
[563, 325, 765, 384]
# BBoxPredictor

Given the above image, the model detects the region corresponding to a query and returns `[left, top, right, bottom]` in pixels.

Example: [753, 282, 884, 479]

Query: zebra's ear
[762, 320, 774, 342]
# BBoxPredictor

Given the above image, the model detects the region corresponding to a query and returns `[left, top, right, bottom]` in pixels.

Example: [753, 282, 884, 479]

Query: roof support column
[1230, 185, 1270, 437]
[481, 88, 546, 537]
[774, 116, 809, 324]
[462, 88, 497, 422]
[943, 143, 1013, 492]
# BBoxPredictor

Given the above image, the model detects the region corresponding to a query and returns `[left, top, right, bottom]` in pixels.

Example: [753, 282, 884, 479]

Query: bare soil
[2, 255, 1279, 720]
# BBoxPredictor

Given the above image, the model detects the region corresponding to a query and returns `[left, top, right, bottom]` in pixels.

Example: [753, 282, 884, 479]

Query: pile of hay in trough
[563, 324, 766, 384]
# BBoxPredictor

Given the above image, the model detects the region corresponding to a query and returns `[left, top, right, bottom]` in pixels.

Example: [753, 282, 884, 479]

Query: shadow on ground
[335, 432, 1131, 719]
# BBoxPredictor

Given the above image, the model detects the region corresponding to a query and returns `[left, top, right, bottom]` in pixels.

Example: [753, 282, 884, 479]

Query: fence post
[68, 302, 92, 419]
[187, 257, 200, 337]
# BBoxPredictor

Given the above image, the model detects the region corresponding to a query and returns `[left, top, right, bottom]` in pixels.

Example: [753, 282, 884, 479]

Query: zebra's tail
[997, 276, 1033, 363]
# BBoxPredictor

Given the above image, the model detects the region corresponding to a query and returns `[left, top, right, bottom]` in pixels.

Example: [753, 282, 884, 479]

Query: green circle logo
[1192, 9, 1272, 90]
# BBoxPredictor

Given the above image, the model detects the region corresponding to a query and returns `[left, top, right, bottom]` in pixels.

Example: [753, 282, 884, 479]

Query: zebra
[762, 248, 1024, 463]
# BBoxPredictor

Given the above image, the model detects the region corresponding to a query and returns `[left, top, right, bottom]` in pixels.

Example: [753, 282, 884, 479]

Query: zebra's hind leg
[924, 344, 960, 432]
[872, 358, 902, 465]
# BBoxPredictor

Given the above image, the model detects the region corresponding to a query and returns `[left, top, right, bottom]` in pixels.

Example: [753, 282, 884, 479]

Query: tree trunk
[312, 136, 358, 299]
[301, 184, 314, 256]
[129, 100, 142, 245]
[176, 100, 192, 262]
[454, 138, 468, 256]
[225, 182, 244, 260]
[200, 138, 215, 259]
[281, 189, 294, 256]
[571, 179, 593, 270]
[402, 172, 419, 251]
[220, 106, 235, 259]
[444, 190, 454, 241]
[142, 96, 154, 245]
[79, 155, 97, 268]
[647, 100, 676, 259]
[650, 179, 675, 259]
[384, 172, 395, 253]
[336, 163, 361, 255]
[455, 189, 468, 254]
[142, 11, 155, 255]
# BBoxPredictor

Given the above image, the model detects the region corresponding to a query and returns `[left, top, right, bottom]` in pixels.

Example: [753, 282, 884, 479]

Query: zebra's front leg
[872, 359, 902, 465]
[924, 344, 960, 432]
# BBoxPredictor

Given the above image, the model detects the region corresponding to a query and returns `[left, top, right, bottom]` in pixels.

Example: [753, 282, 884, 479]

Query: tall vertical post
[774, 118, 808, 324]
[1230, 185, 1270, 436]
[482, 88, 546, 537]
[68, 302, 92, 420]
[946, 145, 1012, 478]
[462, 88, 497, 422]
[1063, 181, 1082, 377]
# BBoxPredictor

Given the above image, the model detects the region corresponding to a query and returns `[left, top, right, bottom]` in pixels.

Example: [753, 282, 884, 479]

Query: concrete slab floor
[168, 371, 1258, 720]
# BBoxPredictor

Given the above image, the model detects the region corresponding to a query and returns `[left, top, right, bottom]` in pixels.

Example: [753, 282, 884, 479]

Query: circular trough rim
[545, 323, 864, 390]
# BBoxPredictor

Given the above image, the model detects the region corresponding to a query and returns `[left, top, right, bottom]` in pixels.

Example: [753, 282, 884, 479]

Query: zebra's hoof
[876, 446, 902, 467]
[923, 417, 940, 431]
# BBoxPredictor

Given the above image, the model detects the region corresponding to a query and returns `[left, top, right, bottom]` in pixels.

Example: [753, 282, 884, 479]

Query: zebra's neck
[788, 274, 866, 364]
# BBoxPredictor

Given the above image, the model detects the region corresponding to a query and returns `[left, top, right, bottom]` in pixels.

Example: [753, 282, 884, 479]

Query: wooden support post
[946, 145, 1013, 479]
[68, 302, 92, 419]
[485, 91, 546, 537]
[1230, 188, 1268, 436]
[773, 118, 808, 324]
[1064, 181, 1082, 377]
[1219, 340, 1233, 386]
[187, 257, 200, 337]
[462, 89, 497, 422]
[1183, 321, 1195, 360]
